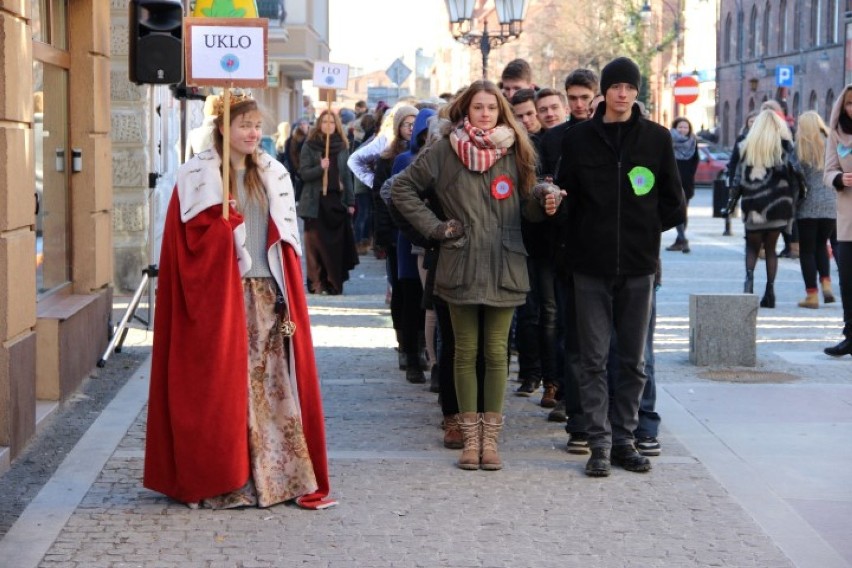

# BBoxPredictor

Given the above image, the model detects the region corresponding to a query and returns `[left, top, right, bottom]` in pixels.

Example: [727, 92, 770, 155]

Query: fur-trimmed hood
[829, 84, 852, 147]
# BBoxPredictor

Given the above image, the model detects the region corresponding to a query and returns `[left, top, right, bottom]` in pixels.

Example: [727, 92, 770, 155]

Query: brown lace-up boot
[480, 412, 504, 471]
[457, 413, 480, 470]
[443, 414, 463, 449]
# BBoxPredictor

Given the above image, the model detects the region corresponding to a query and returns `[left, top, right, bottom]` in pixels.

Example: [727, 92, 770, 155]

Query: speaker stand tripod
[97, 264, 158, 367]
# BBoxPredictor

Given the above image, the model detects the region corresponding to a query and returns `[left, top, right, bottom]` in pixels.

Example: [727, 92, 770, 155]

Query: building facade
[1, 0, 330, 472]
[1, 0, 114, 469]
[717, 0, 846, 148]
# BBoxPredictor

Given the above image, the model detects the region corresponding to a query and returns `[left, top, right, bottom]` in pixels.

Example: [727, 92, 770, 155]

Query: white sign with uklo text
[190, 24, 265, 82]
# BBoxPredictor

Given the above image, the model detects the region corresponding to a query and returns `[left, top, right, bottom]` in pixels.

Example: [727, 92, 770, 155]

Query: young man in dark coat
[544, 57, 685, 477]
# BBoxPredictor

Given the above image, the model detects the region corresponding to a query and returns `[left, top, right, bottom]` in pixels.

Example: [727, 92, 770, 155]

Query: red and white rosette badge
[491, 174, 514, 200]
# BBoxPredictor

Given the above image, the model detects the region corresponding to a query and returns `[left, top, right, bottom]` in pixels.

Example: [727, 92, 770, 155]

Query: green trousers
[447, 304, 515, 413]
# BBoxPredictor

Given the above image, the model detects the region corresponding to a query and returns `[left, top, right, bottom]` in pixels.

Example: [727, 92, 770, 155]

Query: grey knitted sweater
[235, 170, 272, 278]
[797, 163, 837, 220]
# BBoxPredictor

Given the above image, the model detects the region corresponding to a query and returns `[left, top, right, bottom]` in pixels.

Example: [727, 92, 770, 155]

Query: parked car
[695, 143, 730, 185]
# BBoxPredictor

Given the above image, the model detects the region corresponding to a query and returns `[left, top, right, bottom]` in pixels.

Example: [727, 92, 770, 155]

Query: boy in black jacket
[545, 57, 685, 477]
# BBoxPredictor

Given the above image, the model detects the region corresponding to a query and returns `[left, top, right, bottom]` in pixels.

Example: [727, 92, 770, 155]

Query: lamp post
[445, 0, 528, 80]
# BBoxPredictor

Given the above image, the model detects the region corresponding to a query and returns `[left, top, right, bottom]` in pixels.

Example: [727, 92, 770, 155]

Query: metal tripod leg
[97, 265, 157, 367]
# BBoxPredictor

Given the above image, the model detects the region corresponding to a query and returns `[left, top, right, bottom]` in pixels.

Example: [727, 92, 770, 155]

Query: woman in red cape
[144, 93, 336, 510]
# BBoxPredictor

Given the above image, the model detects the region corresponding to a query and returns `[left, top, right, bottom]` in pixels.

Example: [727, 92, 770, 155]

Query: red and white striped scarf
[450, 117, 515, 172]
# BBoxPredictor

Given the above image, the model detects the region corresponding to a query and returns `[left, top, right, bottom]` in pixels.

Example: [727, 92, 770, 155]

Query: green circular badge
[628, 166, 655, 196]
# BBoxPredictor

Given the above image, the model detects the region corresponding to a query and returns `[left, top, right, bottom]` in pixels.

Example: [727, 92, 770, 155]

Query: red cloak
[144, 189, 336, 509]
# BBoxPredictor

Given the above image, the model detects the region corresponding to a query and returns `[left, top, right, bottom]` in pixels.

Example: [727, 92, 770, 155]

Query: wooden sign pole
[322, 89, 333, 196]
[222, 85, 232, 219]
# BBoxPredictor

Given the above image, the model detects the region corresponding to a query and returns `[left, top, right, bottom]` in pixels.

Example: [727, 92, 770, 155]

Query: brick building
[716, 0, 847, 147]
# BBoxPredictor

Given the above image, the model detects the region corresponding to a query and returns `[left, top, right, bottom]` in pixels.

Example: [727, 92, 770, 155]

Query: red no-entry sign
[673, 76, 700, 105]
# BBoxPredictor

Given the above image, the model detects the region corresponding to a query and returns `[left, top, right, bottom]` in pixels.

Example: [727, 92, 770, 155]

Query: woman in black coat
[666, 117, 699, 253]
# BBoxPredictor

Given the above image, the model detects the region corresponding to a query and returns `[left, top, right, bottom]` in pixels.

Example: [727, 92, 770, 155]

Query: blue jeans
[515, 257, 558, 383]
[560, 276, 584, 433]
[573, 273, 654, 449]
[353, 192, 373, 242]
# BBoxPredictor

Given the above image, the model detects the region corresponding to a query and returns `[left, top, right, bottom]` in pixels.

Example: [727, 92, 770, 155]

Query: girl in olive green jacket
[391, 80, 539, 471]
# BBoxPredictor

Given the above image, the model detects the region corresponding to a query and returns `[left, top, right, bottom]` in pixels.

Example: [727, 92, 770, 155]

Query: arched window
[736, 98, 743, 138]
[792, 92, 800, 117]
[811, 0, 821, 45]
[723, 101, 731, 147]
[826, 89, 836, 122]
[725, 13, 733, 62]
[793, 0, 801, 49]
[749, 97, 756, 112]
[808, 90, 818, 112]
[778, 0, 788, 52]
[749, 5, 758, 57]
[737, 8, 744, 60]
[762, 2, 771, 56]
[762, 95, 769, 104]
[828, 0, 838, 43]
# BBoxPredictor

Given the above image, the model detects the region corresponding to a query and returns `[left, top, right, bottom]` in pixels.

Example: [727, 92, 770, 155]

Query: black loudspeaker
[129, 0, 184, 85]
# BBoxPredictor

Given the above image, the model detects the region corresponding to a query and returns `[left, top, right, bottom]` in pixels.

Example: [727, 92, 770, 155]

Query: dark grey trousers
[573, 273, 654, 449]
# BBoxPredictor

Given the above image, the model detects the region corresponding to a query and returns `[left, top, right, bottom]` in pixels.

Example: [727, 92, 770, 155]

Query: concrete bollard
[689, 294, 759, 367]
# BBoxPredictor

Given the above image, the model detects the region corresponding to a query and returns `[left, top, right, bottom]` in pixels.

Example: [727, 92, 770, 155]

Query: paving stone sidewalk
[3, 190, 848, 567]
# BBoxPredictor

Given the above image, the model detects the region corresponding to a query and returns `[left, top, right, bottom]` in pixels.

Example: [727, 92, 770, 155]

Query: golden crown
[213, 90, 254, 117]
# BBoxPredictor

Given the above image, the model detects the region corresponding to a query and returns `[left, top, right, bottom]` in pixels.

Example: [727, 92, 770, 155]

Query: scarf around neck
[450, 117, 515, 172]
[671, 129, 697, 161]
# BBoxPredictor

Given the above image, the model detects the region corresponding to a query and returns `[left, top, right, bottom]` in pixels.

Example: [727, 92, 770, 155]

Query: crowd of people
[142, 56, 852, 510]
[310, 55, 687, 477]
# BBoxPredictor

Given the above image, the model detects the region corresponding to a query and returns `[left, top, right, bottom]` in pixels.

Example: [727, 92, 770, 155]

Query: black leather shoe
[611, 444, 652, 472]
[824, 338, 852, 357]
[760, 282, 775, 308]
[405, 367, 426, 384]
[585, 447, 611, 477]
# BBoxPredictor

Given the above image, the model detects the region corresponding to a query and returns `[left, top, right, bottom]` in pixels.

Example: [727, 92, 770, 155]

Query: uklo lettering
[203, 34, 252, 49]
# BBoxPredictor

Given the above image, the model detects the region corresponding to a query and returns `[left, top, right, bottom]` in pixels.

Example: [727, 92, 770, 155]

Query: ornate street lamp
[445, 0, 528, 80]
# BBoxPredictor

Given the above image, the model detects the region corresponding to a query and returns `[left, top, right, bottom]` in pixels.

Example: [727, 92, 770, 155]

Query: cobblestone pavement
[1, 190, 849, 567]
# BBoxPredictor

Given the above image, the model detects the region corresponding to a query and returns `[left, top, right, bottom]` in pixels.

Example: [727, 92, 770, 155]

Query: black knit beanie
[600, 57, 641, 94]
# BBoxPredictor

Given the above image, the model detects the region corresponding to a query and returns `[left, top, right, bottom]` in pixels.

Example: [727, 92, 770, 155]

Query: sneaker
[547, 400, 567, 422]
[565, 432, 590, 454]
[636, 437, 661, 456]
[515, 378, 540, 397]
[540, 383, 558, 408]
[611, 444, 652, 472]
[584, 447, 611, 477]
[665, 240, 685, 251]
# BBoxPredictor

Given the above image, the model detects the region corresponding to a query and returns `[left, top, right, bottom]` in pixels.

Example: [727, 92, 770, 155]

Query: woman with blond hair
[298, 109, 358, 295]
[392, 80, 537, 470]
[727, 108, 803, 308]
[794, 111, 836, 308]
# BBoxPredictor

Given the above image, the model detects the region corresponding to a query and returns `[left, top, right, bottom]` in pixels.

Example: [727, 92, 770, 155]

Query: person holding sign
[298, 110, 359, 295]
[391, 81, 538, 471]
[144, 93, 336, 510]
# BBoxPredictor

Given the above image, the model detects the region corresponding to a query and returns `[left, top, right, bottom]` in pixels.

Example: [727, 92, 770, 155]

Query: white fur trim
[177, 150, 302, 279]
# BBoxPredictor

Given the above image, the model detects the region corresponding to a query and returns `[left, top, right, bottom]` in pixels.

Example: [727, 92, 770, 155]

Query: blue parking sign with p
[776, 65, 794, 87]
